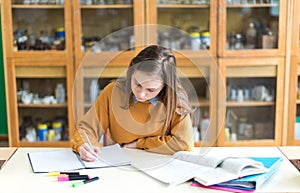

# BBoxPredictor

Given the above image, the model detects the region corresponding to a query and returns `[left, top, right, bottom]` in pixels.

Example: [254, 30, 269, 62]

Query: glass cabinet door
[288, 58, 300, 145]
[6, 60, 71, 146]
[218, 58, 284, 146]
[218, 0, 286, 57]
[72, 0, 143, 64]
[294, 62, 300, 143]
[4, 0, 72, 58]
[146, 0, 217, 56]
[172, 58, 218, 147]
[287, 1, 300, 145]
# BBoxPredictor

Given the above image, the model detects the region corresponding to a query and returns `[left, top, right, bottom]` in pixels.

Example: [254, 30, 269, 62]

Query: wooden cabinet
[2, 0, 74, 147]
[146, 0, 217, 57]
[71, 0, 145, 125]
[287, 0, 300, 145]
[288, 57, 300, 145]
[218, 0, 287, 57]
[1, 0, 293, 147]
[217, 57, 284, 146]
[72, 0, 219, 146]
[215, 0, 288, 147]
[144, 0, 219, 146]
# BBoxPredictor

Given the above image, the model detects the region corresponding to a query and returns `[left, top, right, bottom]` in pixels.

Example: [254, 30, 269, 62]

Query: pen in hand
[83, 130, 93, 149]
[81, 130, 100, 161]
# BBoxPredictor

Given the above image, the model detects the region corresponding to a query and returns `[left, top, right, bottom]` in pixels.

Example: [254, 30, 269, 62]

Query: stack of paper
[193, 157, 283, 192]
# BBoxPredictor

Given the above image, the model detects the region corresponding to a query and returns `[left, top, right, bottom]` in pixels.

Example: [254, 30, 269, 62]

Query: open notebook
[27, 144, 131, 173]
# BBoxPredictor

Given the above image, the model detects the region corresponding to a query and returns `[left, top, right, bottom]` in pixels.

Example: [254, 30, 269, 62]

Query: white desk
[0, 147, 299, 193]
[0, 147, 17, 169]
[279, 146, 300, 159]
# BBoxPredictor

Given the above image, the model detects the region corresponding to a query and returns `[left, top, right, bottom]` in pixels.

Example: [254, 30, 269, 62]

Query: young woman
[71, 45, 197, 161]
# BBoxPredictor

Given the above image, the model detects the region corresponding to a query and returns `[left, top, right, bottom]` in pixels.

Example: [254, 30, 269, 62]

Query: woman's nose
[137, 89, 146, 98]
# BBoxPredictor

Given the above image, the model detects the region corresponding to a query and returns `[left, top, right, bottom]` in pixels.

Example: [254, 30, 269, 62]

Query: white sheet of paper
[28, 149, 84, 173]
[132, 157, 210, 186]
[83, 144, 131, 168]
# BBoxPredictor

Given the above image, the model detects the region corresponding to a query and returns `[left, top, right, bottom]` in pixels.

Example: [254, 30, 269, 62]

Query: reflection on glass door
[226, 0, 280, 50]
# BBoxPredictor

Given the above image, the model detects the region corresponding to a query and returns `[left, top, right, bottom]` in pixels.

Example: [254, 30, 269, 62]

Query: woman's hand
[79, 143, 101, 162]
[123, 140, 137, 149]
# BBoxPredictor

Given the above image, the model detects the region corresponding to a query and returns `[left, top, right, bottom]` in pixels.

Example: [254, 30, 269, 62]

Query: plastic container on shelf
[37, 123, 48, 141]
[190, 32, 201, 50]
[245, 22, 257, 49]
[55, 27, 65, 41]
[48, 130, 55, 141]
[295, 117, 300, 139]
[55, 83, 66, 104]
[238, 117, 247, 136]
[201, 31, 210, 49]
[225, 128, 231, 142]
[52, 122, 62, 141]
[90, 80, 100, 103]
[190, 26, 201, 50]
[193, 126, 200, 142]
[200, 113, 210, 141]
[234, 34, 244, 50]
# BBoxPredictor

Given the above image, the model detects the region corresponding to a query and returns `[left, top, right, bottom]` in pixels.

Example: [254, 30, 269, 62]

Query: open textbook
[132, 151, 269, 186]
[28, 144, 131, 173]
[214, 157, 283, 190]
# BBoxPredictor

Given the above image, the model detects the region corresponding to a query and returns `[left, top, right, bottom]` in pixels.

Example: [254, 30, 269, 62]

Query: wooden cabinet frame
[2, 0, 74, 147]
[217, 57, 284, 146]
[218, 0, 288, 57]
[0, 0, 294, 147]
[286, 0, 300, 145]
[5, 57, 74, 147]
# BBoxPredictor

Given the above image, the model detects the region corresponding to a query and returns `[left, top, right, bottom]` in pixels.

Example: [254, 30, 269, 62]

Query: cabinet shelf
[19, 141, 69, 147]
[12, 5, 65, 9]
[191, 98, 210, 107]
[11, 51, 68, 59]
[227, 3, 278, 8]
[18, 103, 68, 108]
[15, 66, 66, 78]
[80, 5, 133, 9]
[222, 139, 275, 146]
[83, 99, 210, 108]
[157, 4, 209, 8]
[226, 65, 277, 78]
[226, 101, 275, 107]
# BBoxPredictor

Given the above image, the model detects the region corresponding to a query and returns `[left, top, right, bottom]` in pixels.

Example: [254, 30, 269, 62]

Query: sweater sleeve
[136, 113, 194, 155]
[71, 82, 112, 153]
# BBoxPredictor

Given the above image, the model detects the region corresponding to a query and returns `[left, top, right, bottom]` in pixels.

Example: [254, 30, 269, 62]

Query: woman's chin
[136, 98, 147, 102]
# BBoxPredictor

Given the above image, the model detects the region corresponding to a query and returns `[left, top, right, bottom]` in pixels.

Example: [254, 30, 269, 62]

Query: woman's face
[131, 70, 164, 102]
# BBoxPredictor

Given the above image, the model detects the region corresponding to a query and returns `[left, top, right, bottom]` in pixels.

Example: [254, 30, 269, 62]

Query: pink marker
[58, 175, 89, 182]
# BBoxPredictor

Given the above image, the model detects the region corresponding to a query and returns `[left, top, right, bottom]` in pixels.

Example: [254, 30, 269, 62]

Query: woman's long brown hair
[116, 45, 196, 135]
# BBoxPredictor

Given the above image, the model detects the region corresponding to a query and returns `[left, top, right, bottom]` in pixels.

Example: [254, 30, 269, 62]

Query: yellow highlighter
[48, 172, 80, 176]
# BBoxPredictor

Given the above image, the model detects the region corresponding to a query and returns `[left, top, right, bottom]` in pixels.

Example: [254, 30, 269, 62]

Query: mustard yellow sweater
[71, 82, 194, 155]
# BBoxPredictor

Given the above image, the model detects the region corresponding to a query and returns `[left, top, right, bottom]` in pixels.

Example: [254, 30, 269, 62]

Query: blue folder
[214, 157, 283, 191]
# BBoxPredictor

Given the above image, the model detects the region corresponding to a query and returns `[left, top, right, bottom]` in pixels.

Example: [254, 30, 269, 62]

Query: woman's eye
[147, 89, 155, 92]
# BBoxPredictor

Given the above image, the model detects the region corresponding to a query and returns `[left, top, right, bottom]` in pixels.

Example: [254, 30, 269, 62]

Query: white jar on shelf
[55, 83, 65, 104]
[200, 113, 210, 141]
[193, 126, 200, 142]
[90, 80, 100, 103]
